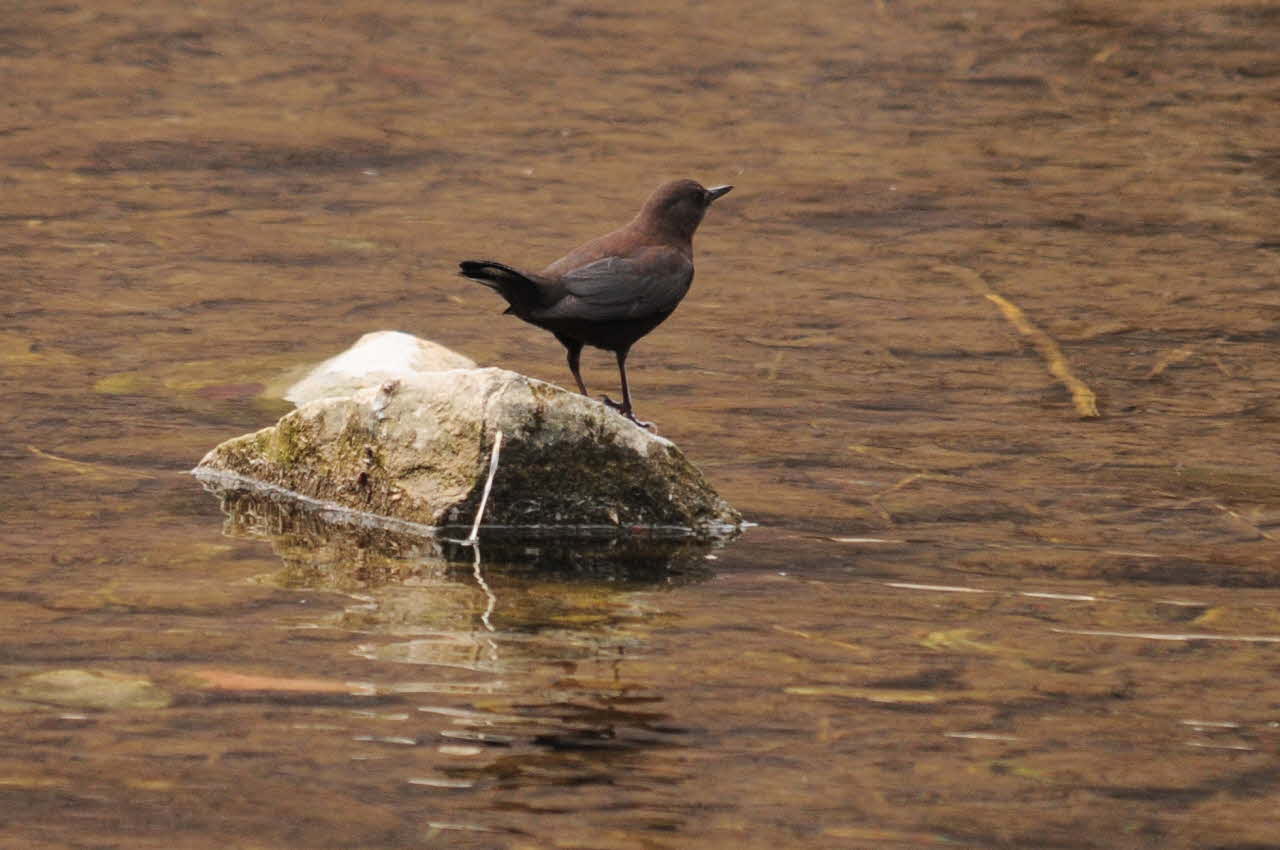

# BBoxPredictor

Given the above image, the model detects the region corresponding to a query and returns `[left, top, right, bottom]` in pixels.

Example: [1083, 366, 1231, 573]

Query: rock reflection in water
[201, 484, 724, 834]
[210, 485, 724, 589]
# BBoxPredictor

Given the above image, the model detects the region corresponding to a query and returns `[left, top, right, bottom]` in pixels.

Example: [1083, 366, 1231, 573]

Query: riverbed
[3, 1, 1279, 847]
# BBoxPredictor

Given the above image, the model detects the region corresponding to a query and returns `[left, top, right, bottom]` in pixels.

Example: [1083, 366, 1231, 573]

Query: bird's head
[638, 179, 733, 242]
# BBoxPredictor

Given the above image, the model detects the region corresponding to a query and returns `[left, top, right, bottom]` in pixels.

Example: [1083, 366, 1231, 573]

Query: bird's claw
[601, 396, 655, 431]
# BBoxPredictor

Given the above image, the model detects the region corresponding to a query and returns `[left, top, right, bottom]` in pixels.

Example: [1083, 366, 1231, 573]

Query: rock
[195, 365, 741, 536]
[283, 330, 477, 405]
[12, 670, 172, 710]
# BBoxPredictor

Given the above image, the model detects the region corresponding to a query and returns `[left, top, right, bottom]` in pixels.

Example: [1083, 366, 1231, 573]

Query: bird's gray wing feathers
[545, 253, 693, 322]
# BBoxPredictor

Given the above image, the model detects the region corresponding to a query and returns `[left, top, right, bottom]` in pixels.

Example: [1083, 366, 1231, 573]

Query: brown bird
[460, 179, 732, 428]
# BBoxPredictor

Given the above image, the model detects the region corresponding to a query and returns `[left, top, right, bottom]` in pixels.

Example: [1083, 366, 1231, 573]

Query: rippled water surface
[4, 1, 1280, 847]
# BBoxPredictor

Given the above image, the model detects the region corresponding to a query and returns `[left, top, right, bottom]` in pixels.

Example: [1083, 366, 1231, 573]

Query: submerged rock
[12, 670, 172, 711]
[195, 364, 741, 536]
[284, 330, 476, 405]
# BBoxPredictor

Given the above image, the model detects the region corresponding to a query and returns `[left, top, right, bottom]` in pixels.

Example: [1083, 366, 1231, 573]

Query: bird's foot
[601, 396, 655, 431]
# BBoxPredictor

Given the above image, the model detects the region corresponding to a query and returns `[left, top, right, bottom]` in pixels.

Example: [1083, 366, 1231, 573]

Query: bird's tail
[459, 260, 542, 315]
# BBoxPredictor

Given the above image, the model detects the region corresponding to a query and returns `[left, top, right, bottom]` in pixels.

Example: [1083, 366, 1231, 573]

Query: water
[4, 0, 1280, 847]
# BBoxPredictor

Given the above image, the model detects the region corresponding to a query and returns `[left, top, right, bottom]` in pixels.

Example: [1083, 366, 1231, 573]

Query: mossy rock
[195, 367, 741, 536]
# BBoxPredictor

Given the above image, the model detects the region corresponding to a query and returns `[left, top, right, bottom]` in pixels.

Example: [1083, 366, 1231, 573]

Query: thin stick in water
[936, 264, 1100, 418]
[466, 430, 503, 545]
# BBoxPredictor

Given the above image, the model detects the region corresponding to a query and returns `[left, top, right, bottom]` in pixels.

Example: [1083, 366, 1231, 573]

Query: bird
[459, 179, 732, 429]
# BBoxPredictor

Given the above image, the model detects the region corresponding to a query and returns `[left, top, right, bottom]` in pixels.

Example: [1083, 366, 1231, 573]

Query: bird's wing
[542, 250, 693, 323]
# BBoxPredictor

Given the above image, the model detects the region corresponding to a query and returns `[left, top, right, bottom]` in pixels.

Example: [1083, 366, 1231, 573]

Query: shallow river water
[4, 1, 1280, 847]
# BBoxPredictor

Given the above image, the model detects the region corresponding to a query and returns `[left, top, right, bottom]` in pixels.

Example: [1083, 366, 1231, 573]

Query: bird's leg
[556, 335, 589, 395]
[602, 348, 654, 430]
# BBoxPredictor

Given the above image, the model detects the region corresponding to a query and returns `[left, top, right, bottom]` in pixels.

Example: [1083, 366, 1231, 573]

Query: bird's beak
[706, 185, 733, 202]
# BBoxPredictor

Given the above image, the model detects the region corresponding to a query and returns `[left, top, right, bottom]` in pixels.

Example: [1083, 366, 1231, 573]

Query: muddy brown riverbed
[3, 0, 1280, 847]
